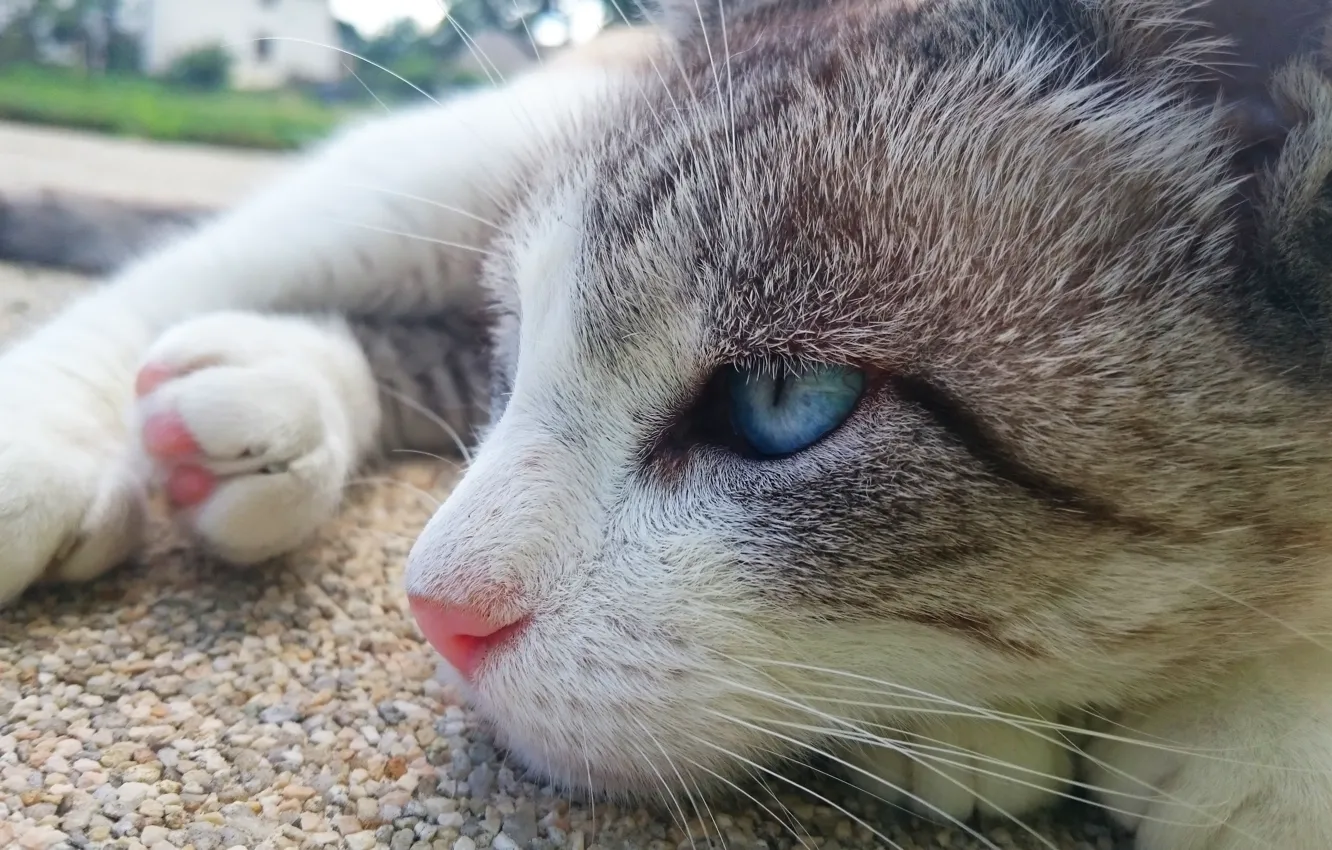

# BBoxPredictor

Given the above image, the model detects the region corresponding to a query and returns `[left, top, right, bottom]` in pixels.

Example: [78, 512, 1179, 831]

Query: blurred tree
[103, 24, 138, 73]
[0, 0, 129, 73]
[163, 43, 232, 91]
[0, 11, 39, 66]
[343, 18, 449, 94]
[333, 0, 650, 101]
[42, 0, 114, 71]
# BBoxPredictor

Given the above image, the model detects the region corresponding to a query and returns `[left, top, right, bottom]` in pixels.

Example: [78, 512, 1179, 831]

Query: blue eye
[727, 364, 866, 457]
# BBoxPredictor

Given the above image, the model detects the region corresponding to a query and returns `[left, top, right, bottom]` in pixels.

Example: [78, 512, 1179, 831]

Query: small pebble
[260, 705, 301, 725]
[346, 832, 379, 850]
[117, 782, 152, 807]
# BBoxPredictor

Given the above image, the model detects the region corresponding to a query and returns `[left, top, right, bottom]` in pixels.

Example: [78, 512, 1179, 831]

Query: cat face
[405, 0, 1332, 793]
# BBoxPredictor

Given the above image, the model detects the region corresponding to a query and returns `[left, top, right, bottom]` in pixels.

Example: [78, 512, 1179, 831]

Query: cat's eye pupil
[725, 363, 865, 458]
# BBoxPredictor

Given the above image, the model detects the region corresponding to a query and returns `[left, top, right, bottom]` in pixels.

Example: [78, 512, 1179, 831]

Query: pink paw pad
[166, 464, 215, 508]
[142, 411, 201, 460]
[135, 363, 175, 398]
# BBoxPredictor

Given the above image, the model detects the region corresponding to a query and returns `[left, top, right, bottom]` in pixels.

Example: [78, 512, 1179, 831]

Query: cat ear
[648, 0, 786, 45]
[1114, 0, 1331, 155]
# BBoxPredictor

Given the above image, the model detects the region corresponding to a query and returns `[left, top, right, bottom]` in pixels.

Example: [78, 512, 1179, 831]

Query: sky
[329, 0, 449, 37]
[328, 0, 609, 46]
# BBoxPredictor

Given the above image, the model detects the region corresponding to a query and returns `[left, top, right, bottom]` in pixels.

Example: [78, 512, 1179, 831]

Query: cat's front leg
[0, 295, 152, 602]
[843, 706, 1076, 824]
[0, 307, 381, 600]
[1089, 643, 1332, 850]
[0, 62, 624, 604]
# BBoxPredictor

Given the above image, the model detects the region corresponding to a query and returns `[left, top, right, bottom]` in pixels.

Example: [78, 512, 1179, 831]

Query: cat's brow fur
[4, 0, 1332, 846]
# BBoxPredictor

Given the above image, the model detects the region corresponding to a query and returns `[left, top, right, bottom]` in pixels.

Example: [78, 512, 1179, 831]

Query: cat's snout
[409, 593, 530, 681]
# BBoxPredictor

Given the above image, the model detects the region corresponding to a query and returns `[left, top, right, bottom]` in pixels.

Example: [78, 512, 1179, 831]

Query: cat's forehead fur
[569, 0, 1254, 367]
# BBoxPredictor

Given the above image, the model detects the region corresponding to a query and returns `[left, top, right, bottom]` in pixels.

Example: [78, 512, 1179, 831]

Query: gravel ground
[0, 149, 1128, 850]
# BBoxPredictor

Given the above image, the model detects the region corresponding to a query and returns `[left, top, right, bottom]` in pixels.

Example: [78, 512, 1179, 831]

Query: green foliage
[162, 43, 233, 91]
[104, 30, 140, 74]
[11, 0, 125, 71]
[0, 20, 39, 66]
[0, 65, 349, 150]
[337, 19, 457, 98]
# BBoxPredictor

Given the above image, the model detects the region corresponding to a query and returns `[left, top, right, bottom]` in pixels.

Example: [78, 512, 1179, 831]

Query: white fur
[0, 63, 623, 603]
[132, 311, 379, 563]
[1088, 643, 1332, 850]
[845, 708, 1075, 823]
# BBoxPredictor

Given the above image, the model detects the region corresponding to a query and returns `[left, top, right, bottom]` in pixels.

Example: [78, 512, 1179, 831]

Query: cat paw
[0, 419, 145, 605]
[844, 708, 1075, 824]
[0, 330, 149, 605]
[131, 312, 378, 565]
[1088, 647, 1332, 850]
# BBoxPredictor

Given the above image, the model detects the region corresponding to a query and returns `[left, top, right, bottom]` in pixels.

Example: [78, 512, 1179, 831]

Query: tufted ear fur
[1148, 0, 1332, 374]
[647, 0, 1332, 367]
[1190, 0, 1330, 104]
[649, 0, 814, 44]
[1106, 0, 1332, 158]
[1081, 0, 1332, 375]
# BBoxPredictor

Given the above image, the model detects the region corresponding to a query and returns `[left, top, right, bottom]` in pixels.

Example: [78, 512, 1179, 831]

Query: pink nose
[409, 596, 527, 680]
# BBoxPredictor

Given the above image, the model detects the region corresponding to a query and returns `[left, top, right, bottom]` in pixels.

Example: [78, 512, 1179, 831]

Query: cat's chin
[446, 675, 786, 799]
[466, 712, 745, 797]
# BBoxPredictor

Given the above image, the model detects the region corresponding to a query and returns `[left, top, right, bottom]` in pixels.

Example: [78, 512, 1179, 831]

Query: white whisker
[624, 735, 694, 843]
[1183, 576, 1332, 654]
[257, 37, 440, 103]
[680, 756, 817, 850]
[704, 708, 1024, 850]
[780, 685, 1329, 771]
[336, 181, 506, 231]
[684, 732, 910, 850]
[376, 382, 475, 464]
[579, 725, 599, 841]
[445, 14, 504, 86]
[345, 474, 442, 507]
[389, 447, 465, 471]
[763, 716, 1222, 827]
[329, 218, 498, 258]
[715, 658, 1288, 841]
[632, 716, 708, 850]
[342, 61, 392, 112]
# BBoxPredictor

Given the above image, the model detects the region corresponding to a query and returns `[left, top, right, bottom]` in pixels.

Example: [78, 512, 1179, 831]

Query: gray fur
[0, 191, 204, 275]
[348, 312, 492, 456]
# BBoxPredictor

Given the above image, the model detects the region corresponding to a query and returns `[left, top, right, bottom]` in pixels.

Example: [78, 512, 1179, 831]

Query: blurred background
[0, 0, 647, 151]
[0, 0, 655, 271]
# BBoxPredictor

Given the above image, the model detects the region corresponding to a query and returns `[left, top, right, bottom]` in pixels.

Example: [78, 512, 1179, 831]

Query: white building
[136, 0, 343, 90]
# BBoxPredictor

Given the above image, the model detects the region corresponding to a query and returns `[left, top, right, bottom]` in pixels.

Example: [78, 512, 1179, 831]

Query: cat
[2, 0, 1332, 847]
